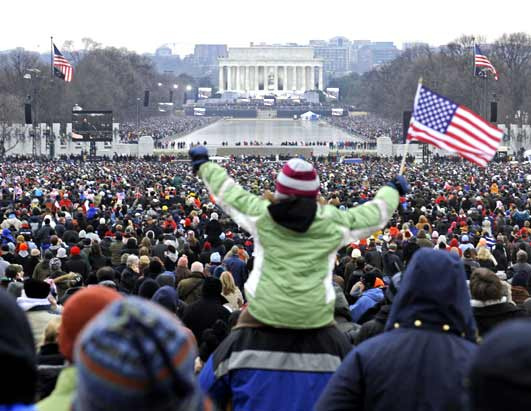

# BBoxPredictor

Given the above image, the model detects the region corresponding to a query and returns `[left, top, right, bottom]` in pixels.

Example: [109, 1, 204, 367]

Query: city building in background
[192, 44, 227, 78]
[354, 41, 401, 73]
[310, 37, 351, 80]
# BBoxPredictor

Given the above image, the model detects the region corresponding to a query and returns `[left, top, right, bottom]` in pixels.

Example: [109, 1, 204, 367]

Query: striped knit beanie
[74, 297, 212, 411]
[275, 158, 320, 199]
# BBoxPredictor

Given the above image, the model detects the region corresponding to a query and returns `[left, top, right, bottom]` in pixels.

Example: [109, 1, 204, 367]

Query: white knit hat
[275, 158, 320, 199]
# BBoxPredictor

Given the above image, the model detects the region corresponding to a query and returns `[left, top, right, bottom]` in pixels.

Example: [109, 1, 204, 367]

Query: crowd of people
[1, 153, 531, 410]
[327, 114, 403, 143]
[119, 116, 216, 145]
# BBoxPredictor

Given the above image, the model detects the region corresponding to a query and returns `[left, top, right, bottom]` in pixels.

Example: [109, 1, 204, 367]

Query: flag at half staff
[406, 83, 503, 167]
[53, 43, 73, 82]
[474, 44, 498, 80]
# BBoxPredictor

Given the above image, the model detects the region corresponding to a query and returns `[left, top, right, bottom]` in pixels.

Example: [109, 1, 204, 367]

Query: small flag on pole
[53, 44, 73, 82]
[406, 83, 503, 167]
[474, 45, 498, 80]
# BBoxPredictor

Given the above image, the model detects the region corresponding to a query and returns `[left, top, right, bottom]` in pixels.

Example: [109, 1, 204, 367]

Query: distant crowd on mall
[0, 154, 531, 410]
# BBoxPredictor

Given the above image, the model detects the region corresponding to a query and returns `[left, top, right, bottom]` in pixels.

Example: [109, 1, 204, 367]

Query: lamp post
[184, 84, 193, 105]
[23, 68, 41, 157]
[136, 97, 141, 127]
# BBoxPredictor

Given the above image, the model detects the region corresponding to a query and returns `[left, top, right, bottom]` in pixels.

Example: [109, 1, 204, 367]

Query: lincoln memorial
[218, 46, 324, 96]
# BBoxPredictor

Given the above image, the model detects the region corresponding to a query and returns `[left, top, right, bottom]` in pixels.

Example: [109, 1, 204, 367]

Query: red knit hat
[19, 243, 28, 251]
[275, 158, 320, 198]
[70, 246, 81, 256]
[58, 286, 122, 361]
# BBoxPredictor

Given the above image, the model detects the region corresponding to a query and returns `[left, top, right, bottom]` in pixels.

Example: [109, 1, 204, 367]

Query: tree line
[1, 34, 530, 125]
[330, 33, 531, 124]
[0, 39, 201, 124]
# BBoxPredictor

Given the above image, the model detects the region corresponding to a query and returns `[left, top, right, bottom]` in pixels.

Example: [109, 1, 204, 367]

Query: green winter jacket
[37, 366, 76, 411]
[199, 162, 399, 329]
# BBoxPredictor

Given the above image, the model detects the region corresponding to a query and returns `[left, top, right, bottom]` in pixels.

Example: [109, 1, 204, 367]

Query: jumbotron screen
[72, 111, 113, 142]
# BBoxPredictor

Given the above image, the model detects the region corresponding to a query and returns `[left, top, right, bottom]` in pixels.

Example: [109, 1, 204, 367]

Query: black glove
[386, 175, 410, 196]
[189, 146, 209, 174]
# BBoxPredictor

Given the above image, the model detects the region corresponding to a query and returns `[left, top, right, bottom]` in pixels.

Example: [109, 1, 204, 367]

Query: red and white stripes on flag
[406, 84, 503, 167]
[474, 45, 498, 80]
[53, 44, 73, 82]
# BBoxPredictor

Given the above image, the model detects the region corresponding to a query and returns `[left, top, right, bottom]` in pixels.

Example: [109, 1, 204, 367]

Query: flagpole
[399, 77, 423, 175]
[484, 75, 489, 120]
[50, 37, 54, 79]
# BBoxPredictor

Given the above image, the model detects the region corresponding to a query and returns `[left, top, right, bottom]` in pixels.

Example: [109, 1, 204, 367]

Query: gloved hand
[189, 146, 209, 174]
[386, 175, 410, 196]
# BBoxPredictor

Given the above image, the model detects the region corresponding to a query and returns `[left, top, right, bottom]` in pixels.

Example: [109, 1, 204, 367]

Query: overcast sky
[3, 0, 530, 55]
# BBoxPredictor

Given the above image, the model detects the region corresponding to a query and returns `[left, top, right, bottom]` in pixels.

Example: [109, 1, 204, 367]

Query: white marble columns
[219, 64, 323, 92]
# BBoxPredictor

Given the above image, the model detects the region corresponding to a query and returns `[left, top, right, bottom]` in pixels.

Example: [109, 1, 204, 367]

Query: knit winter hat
[58, 286, 122, 361]
[156, 273, 176, 288]
[57, 248, 67, 259]
[70, 246, 81, 256]
[210, 252, 221, 263]
[49, 257, 62, 271]
[74, 297, 211, 411]
[275, 158, 320, 199]
[138, 278, 160, 300]
[152, 286, 179, 314]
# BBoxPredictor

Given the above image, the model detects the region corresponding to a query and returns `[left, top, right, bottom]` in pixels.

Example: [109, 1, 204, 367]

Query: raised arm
[189, 146, 268, 233]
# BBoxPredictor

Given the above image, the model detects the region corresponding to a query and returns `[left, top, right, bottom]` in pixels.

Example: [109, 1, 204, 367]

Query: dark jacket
[472, 302, 527, 336]
[333, 284, 361, 344]
[120, 266, 138, 294]
[491, 244, 509, 272]
[223, 255, 247, 292]
[512, 239, 531, 263]
[315, 249, 477, 411]
[15, 254, 36, 278]
[478, 258, 496, 271]
[37, 343, 65, 401]
[463, 258, 480, 279]
[206, 219, 223, 246]
[33, 260, 51, 281]
[182, 294, 230, 345]
[382, 251, 403, 276]
[61, 229, 79, 246]
[352, 304, 391, 346]
[177, 271, 205, 304]
[364, 248, 382, 270]
[175, 266, 192, 286]
[63, 255, 91, 280]
[89, 254, 111, 272]
[109, 241, 123, 266]
[469, 319, 531, 411]
[509, 262, 531, 288]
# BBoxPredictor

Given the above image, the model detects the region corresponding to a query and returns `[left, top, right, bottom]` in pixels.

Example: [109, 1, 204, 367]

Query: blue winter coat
[349, 288, 384, 323]
[315, 248, 478, 411]
[223, 256, 247, 292]
[199, 323, 351, 411]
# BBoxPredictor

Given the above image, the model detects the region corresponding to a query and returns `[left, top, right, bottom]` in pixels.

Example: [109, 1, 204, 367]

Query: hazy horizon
[3, 0, 530, 56]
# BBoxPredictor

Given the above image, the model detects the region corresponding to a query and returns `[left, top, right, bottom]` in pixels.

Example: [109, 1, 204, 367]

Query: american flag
[406, 84, 503, 167]
[474, 45, 498, 80]
[53, 44, 73, 82]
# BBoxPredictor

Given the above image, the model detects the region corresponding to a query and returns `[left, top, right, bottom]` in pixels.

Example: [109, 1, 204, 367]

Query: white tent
[300, 111, 320, 121]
